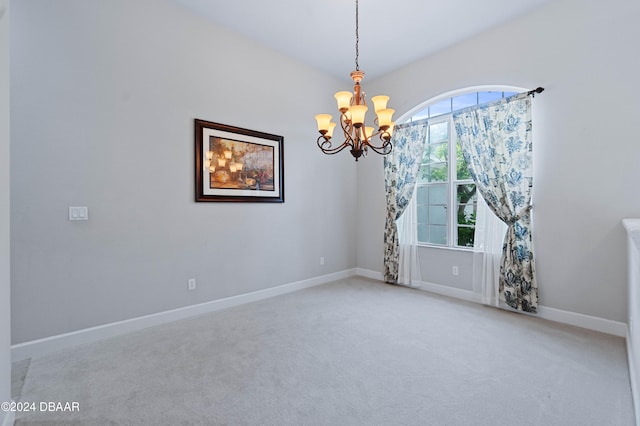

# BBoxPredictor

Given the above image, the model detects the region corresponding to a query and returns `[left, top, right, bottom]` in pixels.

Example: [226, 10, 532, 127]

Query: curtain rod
[526, 87, 545, 97]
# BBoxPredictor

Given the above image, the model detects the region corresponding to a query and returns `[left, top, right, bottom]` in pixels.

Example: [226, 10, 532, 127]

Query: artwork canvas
[195, 120, 284, 202]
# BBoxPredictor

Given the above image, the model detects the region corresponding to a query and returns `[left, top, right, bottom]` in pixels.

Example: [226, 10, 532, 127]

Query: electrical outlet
[452, 266, 459, 276]
[320, 257, 325, 266]
[188, 278, 196, 291]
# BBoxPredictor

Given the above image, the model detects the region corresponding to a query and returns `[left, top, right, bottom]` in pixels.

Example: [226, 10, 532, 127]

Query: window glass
[429, 122, 449, 142]
[455, 140, 471, 180]
[429, 99, 452, 118]
[416, 186, 428, 204]
[418, 223, 428, 242]
[456, 184, 477, 203]
[478, 91, 503, 104]
[457, 226, 475, 247]
[429, 225, 447, 245]
[411, 109, 429, 121]
[452, 93, 478, 111]
[429, 205, 447, 225]
[428, 162, 448, 183]
[429, 184, 447, 204]
[417, 120, 450, 245]
[426, 143, 448, 163]
[417, 204, 427, 221]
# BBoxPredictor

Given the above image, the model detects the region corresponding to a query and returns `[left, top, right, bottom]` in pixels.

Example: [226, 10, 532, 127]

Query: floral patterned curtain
[383, 121, 428, 284]
[453, 94, 537, 313]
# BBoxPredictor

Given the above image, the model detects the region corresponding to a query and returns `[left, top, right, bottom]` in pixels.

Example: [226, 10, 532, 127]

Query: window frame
[402, 87, 524, 251]
[418, 116, 449, 247]
[415, 115, 476, 249]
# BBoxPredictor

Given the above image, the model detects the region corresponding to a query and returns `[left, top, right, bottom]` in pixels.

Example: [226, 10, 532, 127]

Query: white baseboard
[12, 267, 629, 361]
[355, 269, 477, 303]
[356, 268, 479, 304]
[413, 280, 477, 303]
[355, 268, 628, 338]
[537, 305, 627, 337]
[1, 411, 15, 426]
[11, 269, 357, 361]
[626, 328, 640, 426]
[355, 268, 383, 281]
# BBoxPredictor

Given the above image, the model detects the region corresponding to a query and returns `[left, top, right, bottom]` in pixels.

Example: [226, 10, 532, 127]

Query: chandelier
[314, 0, 395, 161]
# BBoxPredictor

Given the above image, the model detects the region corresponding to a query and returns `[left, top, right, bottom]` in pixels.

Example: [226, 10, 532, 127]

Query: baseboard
[626, 328, 640, 426]
[354, 269, 477, 303]
[355, 268, 628, 337]
[12, 267, 629, 361]
[413, 280, 477, 303]
[537, 306, 627, 337]
[1, 411, 15, 426]
[355, 268, 383, 281]
[11, 269, 357, 361]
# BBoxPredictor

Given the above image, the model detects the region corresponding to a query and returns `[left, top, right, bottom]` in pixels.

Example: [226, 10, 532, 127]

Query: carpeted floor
[13, 277, 635, 425]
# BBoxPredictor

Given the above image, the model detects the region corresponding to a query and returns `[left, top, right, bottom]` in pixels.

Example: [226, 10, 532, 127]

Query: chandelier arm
[338, 112, 357, 147]
[316, 136, 352, 155]
[339, 111, 351, 131]
[362, 131, 393, 155]
[364, 140, 393, 155]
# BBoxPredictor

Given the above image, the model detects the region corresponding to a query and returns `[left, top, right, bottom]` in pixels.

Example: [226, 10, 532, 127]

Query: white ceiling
[172, 0, 555, 82]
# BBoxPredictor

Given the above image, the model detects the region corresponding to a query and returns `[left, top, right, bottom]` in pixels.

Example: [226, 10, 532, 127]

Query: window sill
[416, 244, 474, 253]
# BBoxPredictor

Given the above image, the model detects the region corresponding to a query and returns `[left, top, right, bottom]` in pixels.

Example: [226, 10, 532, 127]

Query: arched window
[399, 87, 521, 248]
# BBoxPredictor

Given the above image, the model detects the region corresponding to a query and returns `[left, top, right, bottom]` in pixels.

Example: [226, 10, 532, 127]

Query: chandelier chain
[355, 0, 359, 71]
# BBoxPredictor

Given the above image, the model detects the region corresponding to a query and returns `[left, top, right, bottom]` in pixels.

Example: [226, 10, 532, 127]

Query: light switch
[69, 206, 88, 221]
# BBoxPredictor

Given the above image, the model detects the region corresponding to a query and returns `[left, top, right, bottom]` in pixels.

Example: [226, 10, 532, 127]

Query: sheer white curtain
[396, 194, 421, 287]
[383, 120, 428, 284]
[472, 195, 508, 306]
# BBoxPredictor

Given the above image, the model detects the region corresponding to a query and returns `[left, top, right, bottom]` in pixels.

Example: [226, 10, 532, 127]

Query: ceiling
[172, 0, 555, 82]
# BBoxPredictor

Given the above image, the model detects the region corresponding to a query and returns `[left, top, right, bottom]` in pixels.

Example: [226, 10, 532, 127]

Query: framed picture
[195, 119, 284, 203]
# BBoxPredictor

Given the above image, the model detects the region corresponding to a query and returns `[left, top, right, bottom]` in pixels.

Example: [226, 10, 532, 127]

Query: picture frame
[194, 119, 284, 203]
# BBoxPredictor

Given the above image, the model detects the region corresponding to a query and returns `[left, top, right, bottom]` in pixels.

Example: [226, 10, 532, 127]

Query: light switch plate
[69, 206, 88, 221]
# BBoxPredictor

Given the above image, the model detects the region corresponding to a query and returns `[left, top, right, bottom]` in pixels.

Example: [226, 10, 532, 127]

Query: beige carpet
[13, 277, 634, 425]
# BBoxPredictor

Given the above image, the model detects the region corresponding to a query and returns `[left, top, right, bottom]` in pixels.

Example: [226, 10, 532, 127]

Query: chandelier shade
[335, 92, 353, 111]
[314, 0, 394, 161]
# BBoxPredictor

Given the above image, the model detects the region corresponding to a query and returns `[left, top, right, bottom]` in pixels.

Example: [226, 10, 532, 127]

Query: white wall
[623, 219, 640, 423]
[12, 0, 640, 347]
[0, 0, 11, 423]
[359, 0, 640, 322]
[10, 0, 357, 343]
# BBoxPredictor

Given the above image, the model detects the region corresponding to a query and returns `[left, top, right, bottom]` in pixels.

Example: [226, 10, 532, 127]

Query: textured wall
[10, 0, 357, 343]
[359, 0, 640, 322]
[0, 0, 11, 421]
